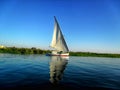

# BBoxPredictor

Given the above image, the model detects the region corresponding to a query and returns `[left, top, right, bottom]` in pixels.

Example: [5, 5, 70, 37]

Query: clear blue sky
[0, 0, 120, 53]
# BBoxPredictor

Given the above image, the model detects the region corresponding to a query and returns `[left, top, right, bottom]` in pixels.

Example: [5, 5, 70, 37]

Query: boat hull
[46, 53, 69, 56]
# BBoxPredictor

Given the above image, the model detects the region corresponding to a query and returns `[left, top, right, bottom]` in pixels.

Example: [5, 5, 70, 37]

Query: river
[0, 54, 120, 90]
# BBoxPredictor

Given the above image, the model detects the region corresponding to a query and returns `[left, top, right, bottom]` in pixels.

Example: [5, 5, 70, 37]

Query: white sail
[50, 18, 58, 48]
[50, 16, 69, 53]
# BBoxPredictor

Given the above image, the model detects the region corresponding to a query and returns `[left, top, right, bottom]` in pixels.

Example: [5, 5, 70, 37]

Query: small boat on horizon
[46, 16, 69, 56]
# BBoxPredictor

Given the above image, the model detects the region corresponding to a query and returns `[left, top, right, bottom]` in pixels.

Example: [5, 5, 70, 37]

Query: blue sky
[0, 0, 120, 53]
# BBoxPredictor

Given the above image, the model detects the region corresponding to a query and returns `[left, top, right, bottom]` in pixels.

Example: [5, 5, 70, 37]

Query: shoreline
[69, 52, 120, 58]
[0, 47, 120, 58]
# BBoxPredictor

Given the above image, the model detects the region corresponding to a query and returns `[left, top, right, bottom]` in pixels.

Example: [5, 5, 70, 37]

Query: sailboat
[47, 16, 69, 56]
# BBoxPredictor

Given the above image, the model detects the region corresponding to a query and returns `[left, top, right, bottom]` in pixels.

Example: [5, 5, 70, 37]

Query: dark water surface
[0, 54, 120, 90]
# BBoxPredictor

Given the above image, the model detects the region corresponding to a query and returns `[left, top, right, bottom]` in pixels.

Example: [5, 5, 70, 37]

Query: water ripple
[0, 54, 120, 89]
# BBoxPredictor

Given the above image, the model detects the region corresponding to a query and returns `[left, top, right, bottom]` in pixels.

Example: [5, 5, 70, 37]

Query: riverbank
[0, 47, 50, 55]
[0, 47, 120, 58]
[70, 52, 120, 58]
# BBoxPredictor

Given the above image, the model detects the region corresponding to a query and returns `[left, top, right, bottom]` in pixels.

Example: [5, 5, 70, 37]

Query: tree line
[0, 47, 50, 54]
[0, 47, 120, 58]
[69, 51, 120, 58]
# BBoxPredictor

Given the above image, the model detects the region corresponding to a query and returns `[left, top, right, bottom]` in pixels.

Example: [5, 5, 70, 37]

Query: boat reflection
[49, 56, 68, 84]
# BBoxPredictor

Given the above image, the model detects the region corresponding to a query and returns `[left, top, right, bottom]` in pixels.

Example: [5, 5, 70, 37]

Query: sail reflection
[49, 56, 68, 84]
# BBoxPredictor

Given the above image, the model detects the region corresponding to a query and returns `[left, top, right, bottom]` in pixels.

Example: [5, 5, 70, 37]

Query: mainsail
[50, 16, 69, 53]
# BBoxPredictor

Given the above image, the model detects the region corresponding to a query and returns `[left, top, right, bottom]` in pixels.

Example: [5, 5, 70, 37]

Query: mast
[50, 16, 69, 52]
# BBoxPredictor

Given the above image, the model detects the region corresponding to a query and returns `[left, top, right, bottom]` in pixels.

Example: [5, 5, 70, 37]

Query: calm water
[0, 54, 120, 90]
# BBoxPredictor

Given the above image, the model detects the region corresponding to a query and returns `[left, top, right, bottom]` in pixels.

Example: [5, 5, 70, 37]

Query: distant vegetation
[0, 47, 50, 55]
[0, 47, 120, 58]
[69, 51, 120, 58]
